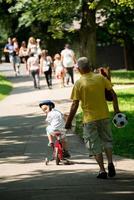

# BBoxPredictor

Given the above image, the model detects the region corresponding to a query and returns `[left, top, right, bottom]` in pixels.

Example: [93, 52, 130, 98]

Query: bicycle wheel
[55, 147, 60, 165]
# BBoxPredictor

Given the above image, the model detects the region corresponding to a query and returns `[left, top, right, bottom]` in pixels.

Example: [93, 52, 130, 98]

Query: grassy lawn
[0, 74, 12, 101]
[75, 73, 134, 159]
[111, 70, 134, 84]
[109, 87, 134, 158]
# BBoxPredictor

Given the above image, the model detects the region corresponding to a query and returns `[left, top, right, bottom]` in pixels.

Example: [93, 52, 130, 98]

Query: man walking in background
[61, 44, 76, 86]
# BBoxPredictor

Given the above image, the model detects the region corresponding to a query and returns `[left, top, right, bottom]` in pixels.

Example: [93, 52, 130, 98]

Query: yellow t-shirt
[71, 72, 112, 123]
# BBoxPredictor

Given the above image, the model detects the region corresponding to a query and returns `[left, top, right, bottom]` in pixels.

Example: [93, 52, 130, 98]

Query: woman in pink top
[27, 53, 40, 89]
[19, 41, 29, 72]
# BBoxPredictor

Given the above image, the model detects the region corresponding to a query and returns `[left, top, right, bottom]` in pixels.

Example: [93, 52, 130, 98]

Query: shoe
[63, 150, 71, 158]
[97, 172, 107, 179]
[108, 163, 116, 177]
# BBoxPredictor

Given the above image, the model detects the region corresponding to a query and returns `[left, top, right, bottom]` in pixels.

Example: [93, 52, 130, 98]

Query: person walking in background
[65, 57, 120, 179]
[4, 37, 18, 76]
[27, 37, 38, 56]
[27, 37, 41, 58]
[54, 53, 65, 88]
[19, 41, 29, 73]
[3, 37, 13, 63]
[40, 50, 53, 89]
[61, 44, 76, 86]
[27, 53, 40, 89]
[12, 37, 21, 75]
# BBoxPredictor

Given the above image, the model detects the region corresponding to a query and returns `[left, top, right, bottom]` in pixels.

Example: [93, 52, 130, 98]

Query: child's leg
[48, 134, 53, 144]
[46, 126, 54, 146]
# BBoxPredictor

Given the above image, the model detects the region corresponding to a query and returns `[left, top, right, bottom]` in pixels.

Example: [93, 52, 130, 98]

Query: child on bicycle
[39, 100, 70, 158]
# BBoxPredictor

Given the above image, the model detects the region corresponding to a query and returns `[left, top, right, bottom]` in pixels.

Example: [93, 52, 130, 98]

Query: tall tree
[96, 3, 134, 70]
[79, 1, 96, 67]
[0, 1, 14, 41]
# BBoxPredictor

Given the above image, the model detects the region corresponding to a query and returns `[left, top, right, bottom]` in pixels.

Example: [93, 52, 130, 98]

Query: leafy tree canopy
[97, 4, 134, 44]
[4, 0, 134, 39]
[112, 0, 134, 9]
[88, 0, 134, 9]
[7, 0, 80, 39]
[1, 0, 134, 69]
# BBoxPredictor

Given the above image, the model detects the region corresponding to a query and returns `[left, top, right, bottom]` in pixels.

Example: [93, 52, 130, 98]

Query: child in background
[39, 100, 70, 158]
[54, 53, 65, 87]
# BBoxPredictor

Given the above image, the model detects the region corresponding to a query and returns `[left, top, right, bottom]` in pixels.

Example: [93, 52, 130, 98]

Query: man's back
[71, 72, 112, 123]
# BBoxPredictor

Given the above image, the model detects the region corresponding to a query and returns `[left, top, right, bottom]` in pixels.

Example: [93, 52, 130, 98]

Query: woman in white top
[40, 50, 53, 89]
[27, 37, 38, 56]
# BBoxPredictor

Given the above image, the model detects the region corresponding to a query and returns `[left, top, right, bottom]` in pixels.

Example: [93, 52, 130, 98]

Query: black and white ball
[112, 113, 128, 128]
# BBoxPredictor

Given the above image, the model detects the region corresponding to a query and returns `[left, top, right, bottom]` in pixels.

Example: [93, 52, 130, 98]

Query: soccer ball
[112, 113, 128, 128]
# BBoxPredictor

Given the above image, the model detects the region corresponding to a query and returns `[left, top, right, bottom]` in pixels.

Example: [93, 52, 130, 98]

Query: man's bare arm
[65, 100, 79, 129]
[110, 89, 120, 114]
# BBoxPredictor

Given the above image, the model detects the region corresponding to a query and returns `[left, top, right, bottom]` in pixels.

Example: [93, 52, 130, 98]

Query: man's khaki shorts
[83, 118, 113, 156]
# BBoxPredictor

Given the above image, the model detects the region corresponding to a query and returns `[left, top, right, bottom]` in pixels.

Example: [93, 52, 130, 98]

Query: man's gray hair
[77, 57, 89, 69]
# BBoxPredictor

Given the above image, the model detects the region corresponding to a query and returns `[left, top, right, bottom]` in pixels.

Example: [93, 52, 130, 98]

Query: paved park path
[0, 63, 134, 200]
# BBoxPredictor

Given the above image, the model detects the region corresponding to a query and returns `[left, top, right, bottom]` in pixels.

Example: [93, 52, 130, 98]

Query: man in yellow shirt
[65, 57, 120, 179]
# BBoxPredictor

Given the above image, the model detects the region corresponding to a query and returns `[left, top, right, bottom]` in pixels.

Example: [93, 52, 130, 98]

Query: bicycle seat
[53, 131, 61, 137]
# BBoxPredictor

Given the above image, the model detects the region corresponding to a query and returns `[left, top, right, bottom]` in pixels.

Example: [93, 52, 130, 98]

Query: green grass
[109, 87, 134, 158]
[75, 87, 134, 159]
[0, 74, 12, 100]
[111, 70, 134, 84]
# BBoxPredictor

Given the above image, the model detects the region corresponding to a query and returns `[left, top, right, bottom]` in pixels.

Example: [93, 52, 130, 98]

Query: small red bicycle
[45, 131, 64, 165]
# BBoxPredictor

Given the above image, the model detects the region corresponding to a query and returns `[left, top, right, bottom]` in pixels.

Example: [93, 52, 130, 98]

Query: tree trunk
[124, 39, 134, 70]
[79, 2, 96, 68]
